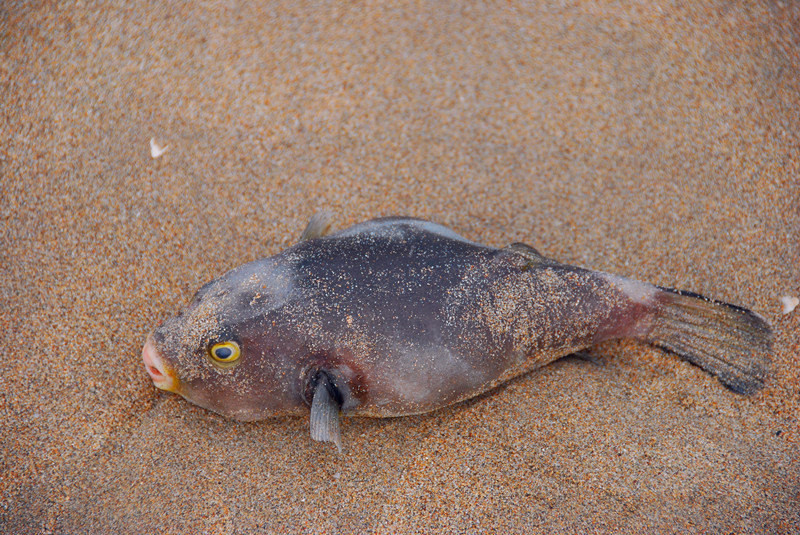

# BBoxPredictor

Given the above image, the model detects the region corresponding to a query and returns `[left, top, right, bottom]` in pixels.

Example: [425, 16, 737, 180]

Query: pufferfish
[142, 215, 772, 450]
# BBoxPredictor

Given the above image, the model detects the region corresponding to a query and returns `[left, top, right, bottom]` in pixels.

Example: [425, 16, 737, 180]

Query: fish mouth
[142, 334, 180, 393]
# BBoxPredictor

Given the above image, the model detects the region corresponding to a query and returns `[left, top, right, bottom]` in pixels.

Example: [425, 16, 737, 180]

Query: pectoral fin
[309, 373, 343, 452]
[299, 211, 334, 242]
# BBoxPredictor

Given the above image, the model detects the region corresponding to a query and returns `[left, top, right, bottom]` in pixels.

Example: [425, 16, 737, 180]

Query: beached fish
[142, 216, 772, 450]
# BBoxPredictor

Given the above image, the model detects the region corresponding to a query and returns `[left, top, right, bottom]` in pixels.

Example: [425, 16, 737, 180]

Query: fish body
[142, 217, 772, 448]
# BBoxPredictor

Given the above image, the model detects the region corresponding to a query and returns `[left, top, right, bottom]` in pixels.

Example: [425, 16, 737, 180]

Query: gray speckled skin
[148, 217, 653, 421]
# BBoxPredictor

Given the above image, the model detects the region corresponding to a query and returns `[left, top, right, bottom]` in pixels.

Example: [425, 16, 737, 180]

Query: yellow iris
[208, 341, 241, 365]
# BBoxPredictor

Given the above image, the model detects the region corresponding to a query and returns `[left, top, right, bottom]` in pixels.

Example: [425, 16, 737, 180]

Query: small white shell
[780, 296, 799, 315]
[150, 137, 168, 159]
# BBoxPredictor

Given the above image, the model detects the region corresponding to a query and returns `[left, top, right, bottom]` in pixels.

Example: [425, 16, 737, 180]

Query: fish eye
[208, 341, 241, 364]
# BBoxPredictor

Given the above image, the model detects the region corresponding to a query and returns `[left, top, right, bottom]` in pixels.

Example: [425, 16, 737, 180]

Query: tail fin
[646, 287, 773, 394]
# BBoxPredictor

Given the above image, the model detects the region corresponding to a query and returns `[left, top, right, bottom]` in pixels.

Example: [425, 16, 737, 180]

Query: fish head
[141, 258, 302, 420]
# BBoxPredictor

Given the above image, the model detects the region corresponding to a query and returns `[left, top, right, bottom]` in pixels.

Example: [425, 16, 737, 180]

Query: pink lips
[142, 337, 177, 392]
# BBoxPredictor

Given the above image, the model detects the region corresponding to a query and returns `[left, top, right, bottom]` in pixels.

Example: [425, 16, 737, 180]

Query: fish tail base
[646, 287, 772, 394]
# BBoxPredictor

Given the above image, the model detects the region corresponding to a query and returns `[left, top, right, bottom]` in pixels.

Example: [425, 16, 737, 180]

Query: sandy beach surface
[2, 1, 799, 533]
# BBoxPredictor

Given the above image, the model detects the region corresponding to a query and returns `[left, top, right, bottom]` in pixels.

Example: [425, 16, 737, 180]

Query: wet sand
[2, 2, 799, 533]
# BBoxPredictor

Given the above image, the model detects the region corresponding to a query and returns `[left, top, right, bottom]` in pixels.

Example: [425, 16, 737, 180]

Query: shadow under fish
[142, 215, 773, 451]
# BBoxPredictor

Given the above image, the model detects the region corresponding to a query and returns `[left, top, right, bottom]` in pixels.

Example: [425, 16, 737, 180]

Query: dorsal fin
[299, 211, 334, 242]
[308, 371, 343, 452]
[502, 242, 552, 266]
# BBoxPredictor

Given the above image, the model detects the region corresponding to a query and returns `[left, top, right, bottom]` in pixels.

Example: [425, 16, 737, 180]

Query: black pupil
[215, 346, 233, 359]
